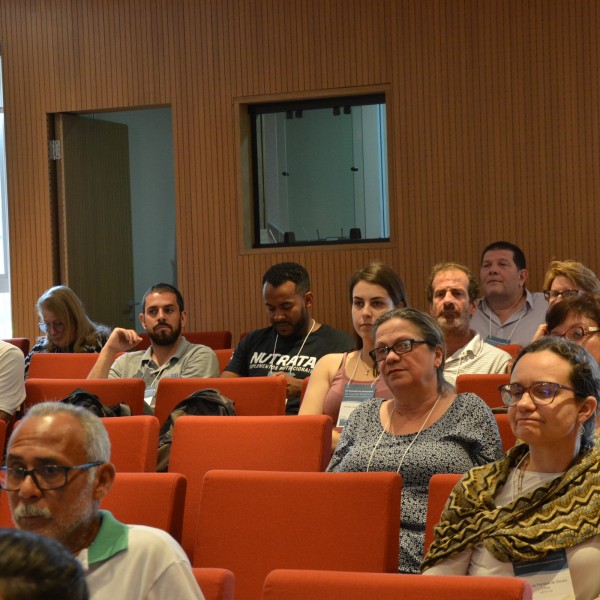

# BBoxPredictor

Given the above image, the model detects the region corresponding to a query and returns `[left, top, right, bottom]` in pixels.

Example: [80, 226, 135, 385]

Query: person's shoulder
[238, 326, 275, 346]
[0, 340, 22, 357]
[526, 290, 548, 305]
[454, 391, 493, 411]
[315, 324, 353, 344]
[126, 524, 189, 559]
[315, 351, 346, 370]
[182, 338, 215, 354]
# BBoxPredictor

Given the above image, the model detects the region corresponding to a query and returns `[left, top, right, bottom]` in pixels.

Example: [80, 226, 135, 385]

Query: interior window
[249, 94, 389, 248]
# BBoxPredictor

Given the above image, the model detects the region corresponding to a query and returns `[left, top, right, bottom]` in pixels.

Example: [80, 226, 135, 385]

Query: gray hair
[21, 403, 111, 463]
[372, 307, 452, 394]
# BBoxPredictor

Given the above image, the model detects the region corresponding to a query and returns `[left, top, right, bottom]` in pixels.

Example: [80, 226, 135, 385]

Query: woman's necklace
[359, 349, 371, 375]
[366, 394, 442, 473]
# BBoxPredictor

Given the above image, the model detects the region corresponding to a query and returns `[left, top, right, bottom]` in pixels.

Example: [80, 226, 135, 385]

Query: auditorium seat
[2, 338, 30, 355]
[455, 373, 510, 409]
[100, 415, 160, 471]
[100, 472, 186, 541]
[25, 378, 146, 415]
[424, 473, 462, 554]
[27, 353, 102, 379]
[193, 568, 235, 600]
[193, 470, 401, 600]
[169, 415, 333, 557]
[154, 376, 286, 424]
[262, 569, 532, 600]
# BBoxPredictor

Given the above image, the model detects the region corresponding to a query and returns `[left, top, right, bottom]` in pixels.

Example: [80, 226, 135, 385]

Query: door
[53, 113, 135, 329]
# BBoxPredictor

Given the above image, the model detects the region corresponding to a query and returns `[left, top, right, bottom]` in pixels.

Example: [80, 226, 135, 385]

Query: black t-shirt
[225, 324, 353, 413]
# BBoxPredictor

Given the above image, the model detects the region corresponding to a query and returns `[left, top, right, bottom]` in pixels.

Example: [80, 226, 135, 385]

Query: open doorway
[50, 107, 176, 333]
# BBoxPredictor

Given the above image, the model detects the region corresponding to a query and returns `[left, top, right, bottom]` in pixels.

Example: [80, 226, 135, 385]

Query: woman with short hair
[328, 307, 503, 574]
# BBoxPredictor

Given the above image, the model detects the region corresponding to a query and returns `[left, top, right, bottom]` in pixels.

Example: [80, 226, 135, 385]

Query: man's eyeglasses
[0, 461, 103, 491]
[550, 325, 600, 342]
[38, 321, 65, 334]
[498, 381, 582, 407]
[543, 289, 584, 302]
[369, 339, 427, 363]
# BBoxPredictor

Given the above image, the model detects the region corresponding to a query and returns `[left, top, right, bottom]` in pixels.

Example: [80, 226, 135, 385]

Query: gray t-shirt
[109, 337, 219, 407]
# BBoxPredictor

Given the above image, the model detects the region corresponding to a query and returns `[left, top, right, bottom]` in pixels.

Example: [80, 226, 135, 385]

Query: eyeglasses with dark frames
[38, 321, 65, 334]
[0, 461, 103, 491]
[498, 381, 583, 407]
[369, 338, 428, 363]
[543, 289, 584, 302]
[549, 324, 600, 343]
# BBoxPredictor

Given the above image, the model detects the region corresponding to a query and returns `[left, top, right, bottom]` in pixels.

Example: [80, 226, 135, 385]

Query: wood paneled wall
[1, 0, 599, 342]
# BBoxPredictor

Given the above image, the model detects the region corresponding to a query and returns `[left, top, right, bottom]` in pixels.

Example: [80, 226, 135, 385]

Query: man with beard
[2, 402, 204, 599]
[87, 283, 219, 410]
[427, 262, 510, 387]
[222, 262, 353, 414]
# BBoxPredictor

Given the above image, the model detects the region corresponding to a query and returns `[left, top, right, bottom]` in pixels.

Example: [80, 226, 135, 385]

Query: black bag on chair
[156, 388, 236, 472]
[60, 388, 131, 418]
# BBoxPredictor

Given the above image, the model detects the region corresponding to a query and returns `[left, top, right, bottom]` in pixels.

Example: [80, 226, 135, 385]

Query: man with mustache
[470, 241, 548, 347]
[222, 262, 353, 414]
[88, 283, 219, 411]
[427, 262, 510, 386]
[2, 402, 204, 599]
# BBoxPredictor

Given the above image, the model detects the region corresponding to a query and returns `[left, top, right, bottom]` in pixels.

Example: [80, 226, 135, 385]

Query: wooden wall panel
[1, 0, 600, 344]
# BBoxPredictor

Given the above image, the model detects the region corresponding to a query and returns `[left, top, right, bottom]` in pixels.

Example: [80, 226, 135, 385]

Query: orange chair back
[0, 495, 13, 528]
[262, 570, 532, 600]
[100, 472, 186, 541]
[193, 568, 235, 600]
[170, 415, 333, 558]
[424, 473, 462, 554]
[100, 415, 159, 472]
[497, 344, 523, 359]
[455, 373, 510, 409]
[299, 377, 310, 407]
[3, 338, 30, 355]
[25, 378, 146, 415]
[27, 353, 103, 379]
[194, 470, 401, 600]
[495, 413, 517, 452]
[136, 331, 233, 351]
[154, 376, 287, 424]
[214, 348, 234, 373]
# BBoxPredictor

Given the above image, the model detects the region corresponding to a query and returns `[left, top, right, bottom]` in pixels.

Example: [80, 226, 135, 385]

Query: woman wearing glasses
[422, 337, 600, 600]
[532, 260, 600, 341]
[327, 308, 503, 574]
[24, 286, 111, 377]
[545, 293, 600, 366]
[300, 262, 407, 450]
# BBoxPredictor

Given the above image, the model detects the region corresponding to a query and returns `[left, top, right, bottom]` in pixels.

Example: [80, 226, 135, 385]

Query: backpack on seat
[60, 388, 131, 417]
[156, 388, 236, 471]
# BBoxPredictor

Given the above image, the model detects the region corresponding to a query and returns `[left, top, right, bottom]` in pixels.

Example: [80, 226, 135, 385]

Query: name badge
[486, 334, 511, 346]
[512, 549, 575, 599]
[336, 384, 375, 428]
[144, 386, 156, 408]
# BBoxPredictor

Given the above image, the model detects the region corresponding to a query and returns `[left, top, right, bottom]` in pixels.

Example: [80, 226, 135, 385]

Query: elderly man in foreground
[1, 402, 204, 600]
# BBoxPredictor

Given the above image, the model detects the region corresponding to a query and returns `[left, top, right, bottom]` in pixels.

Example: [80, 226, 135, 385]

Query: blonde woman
[25, 286, 111, 377]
